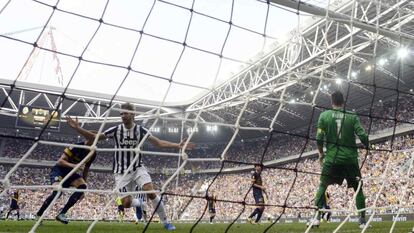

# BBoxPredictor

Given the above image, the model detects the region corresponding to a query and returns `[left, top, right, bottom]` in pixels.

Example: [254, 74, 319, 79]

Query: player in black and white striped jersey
[103, 121, 148, 174]
[66, 103, 194, 231]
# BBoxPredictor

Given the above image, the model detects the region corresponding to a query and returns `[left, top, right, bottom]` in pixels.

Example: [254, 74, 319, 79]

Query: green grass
[0, 220, 413, 233]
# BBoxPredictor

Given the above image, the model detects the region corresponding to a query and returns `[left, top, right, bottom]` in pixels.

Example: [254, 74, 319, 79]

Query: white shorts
[114, 166, 152, 194]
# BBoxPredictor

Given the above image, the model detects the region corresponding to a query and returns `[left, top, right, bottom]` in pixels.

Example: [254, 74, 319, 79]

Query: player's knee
[76, 184, 87, 199]
[147, 193, 156, 200]
[142, 183, 153, 191]
[142, 183, 156, 199]
[72, 178, 86, 188]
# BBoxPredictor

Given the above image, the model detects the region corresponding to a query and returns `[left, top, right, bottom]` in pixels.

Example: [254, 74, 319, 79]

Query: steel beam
[269, 0, 414, 43]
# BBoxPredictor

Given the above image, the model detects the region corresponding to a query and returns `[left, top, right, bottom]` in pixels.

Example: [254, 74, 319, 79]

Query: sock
[249, 208, 259, 218]
[255, 209, 264, 223]
[151, 195, 168, 224]
[354, 186, 366, 222]
[37, 191, 60, 216]
[314, 184, 327, 220]
[143, 210, 148, 222]
[60, 184, 86, 214]
[16, 211, 20, 219]
[209, 215, 214, 223]
[5, 210, 11, 219]
[136, 206, 142, 220]
[326, 212, 331, 221]
[118, 209, 124, 222]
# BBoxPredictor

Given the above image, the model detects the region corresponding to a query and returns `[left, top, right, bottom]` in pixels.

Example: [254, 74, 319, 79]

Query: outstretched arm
[66, 116, 106, 141]
[148, 135, 195, 150]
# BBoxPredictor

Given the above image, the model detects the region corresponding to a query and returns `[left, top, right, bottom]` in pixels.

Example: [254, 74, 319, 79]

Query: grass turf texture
[0, 220, 413, 233]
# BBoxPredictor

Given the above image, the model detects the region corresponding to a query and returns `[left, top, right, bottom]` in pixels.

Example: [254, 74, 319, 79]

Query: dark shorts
[320, 162, 361, 188]
[10, 201, 19, 210]
[322, 204, 331, 209]
[253, 190, 264, 204]
[209, 208, 216, 214]
[50, 166, 82, 188]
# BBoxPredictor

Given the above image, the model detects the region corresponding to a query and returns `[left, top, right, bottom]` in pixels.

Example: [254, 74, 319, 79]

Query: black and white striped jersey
[104, 123, 150, 174]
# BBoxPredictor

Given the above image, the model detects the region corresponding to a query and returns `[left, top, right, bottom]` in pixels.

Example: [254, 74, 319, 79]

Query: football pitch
[0, 221, 413, 233]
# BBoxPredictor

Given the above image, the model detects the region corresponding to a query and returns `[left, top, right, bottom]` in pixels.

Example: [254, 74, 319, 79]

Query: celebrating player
[247, 164, 266, 224]
[66, 102, 195, 231]
[5, 191, 20, 220]
[310, 90, 369, 228]
[36, 131, 96, 224]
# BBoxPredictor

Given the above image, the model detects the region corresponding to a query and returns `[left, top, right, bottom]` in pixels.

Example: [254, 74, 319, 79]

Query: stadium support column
[173, 112, 185, 220]
[268, 0, 414, 44]
[0, 138, 5, 155]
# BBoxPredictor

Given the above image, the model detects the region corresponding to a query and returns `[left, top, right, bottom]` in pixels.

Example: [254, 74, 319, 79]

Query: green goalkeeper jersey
[316, 107, 369, 164]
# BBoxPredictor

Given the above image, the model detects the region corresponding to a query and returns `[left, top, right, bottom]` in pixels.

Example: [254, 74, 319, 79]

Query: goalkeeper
[311, 90, 369, 229]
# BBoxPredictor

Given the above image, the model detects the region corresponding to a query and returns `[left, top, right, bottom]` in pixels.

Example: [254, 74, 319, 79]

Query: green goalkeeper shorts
[320, 162, 362, 188]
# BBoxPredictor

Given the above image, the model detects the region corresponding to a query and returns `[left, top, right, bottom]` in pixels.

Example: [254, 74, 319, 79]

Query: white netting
[1, 0, 414, 233]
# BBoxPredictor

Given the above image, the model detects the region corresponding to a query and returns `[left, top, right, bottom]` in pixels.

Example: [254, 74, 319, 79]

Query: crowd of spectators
[0, 165, 170, 221]
[0, 93, 414, 222]
[174, 134, 414, 220]
[1, 93, 414, 171]
[1, 134, 413, 222]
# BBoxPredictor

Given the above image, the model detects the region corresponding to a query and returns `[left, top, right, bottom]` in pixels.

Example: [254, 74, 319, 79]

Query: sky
[0, 0, 330, 106]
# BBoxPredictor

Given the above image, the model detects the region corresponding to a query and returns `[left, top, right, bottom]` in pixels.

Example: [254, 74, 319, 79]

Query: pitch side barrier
[5, 213, 413, 223]
[174, 213, 414, 224]
[1, 123, 413, 174]
[286, 213, 414, 224]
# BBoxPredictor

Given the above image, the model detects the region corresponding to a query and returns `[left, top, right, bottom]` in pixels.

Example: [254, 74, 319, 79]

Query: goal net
[0, 0, 414, 233]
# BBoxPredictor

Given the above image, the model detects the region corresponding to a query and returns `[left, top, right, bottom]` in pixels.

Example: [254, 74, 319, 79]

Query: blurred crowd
[0, 165, 169, 221]
[1, 134, 413, 222]
[1, 93, 414, 171]
[174, 134, 414, 220]
[0, 94, 414, 222]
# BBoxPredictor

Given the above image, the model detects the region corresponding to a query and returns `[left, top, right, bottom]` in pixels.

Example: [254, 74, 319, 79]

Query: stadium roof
[0, 0, 335, 107]
[1, 0, 414, 139]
